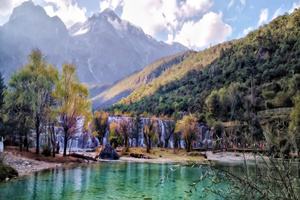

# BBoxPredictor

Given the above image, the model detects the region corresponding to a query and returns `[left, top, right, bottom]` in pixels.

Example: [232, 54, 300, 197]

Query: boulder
[99, 144, 120, 160]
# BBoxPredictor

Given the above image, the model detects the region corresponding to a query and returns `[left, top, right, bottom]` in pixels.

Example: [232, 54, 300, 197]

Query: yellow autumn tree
[109, 121, 123, 148]
[54, 63, 92, 156]
[175, 115, 198, 152]
[143, 119, 157, 153]
[119, 119, 130, 150]
[93, 110, 109, 145]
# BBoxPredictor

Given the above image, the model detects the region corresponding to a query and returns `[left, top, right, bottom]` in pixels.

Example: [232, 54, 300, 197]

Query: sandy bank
[205, 151, 258, 163]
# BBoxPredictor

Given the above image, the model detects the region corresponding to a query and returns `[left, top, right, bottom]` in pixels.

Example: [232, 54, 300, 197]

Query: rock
[5, 177, 9, 181]
[99, 144, 120, 160]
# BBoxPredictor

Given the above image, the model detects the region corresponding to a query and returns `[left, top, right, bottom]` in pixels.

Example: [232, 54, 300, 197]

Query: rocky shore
[3, 152, 60, 177]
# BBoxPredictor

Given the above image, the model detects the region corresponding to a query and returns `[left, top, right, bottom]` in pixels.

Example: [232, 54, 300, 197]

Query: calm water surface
[0, 162, 234, 200]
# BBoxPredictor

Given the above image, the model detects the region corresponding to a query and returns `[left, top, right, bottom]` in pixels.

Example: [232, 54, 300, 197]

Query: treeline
[0, 49, 92, 156]
[108, 10, 300, 122]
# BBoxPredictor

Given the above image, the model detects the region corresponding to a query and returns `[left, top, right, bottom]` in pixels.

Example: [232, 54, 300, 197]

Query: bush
[275, 91, 293, 107]
[109, 135, 124, 148]
[42, 143, 51, 157]
[0, 154, 18, 181]
[262, 90, 276, 99]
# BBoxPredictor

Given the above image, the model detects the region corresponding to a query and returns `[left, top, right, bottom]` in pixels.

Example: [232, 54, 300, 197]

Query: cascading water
[34, 116, 214, 151]
[104, 116, 176, 148]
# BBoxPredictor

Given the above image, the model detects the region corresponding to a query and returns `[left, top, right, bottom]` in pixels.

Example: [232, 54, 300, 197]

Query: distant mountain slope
[108, 10, 300, 118]
[91, 50, 195, 109]
[0, 2, 187, 84]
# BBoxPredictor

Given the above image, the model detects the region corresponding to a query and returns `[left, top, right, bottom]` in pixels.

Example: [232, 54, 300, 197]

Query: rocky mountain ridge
[0, 1, 187, 84]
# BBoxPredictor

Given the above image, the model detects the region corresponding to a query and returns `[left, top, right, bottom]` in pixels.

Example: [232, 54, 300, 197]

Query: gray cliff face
[0, 1, 71, 81]
[0, 3, 187, 84]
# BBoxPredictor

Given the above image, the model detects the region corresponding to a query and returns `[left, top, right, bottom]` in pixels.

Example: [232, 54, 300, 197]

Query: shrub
[42, 143, 51, 157]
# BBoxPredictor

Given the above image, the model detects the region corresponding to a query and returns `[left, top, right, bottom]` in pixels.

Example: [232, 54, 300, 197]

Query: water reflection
[0, 162, 245, 200]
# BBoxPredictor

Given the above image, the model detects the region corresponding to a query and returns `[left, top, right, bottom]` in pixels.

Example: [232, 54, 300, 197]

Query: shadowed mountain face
[0, 1, 187, 84]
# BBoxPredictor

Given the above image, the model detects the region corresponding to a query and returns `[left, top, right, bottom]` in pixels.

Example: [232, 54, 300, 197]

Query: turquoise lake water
[0, 162, 235, 200]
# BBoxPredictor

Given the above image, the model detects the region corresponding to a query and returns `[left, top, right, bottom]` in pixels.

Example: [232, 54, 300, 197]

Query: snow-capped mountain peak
[0, 2, 188, 84]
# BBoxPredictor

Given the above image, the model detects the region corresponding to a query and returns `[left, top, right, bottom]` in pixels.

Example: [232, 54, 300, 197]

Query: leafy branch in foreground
[180, 146, 300, 200]
[163, 125, 300, 200]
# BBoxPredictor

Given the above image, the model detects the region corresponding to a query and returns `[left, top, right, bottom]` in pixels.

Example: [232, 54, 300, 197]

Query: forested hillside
[91, 50, 194, 109]
[108, 10, 300, 121]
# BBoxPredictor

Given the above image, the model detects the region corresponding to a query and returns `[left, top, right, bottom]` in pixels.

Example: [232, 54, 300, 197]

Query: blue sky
[0, 0, 300, 50]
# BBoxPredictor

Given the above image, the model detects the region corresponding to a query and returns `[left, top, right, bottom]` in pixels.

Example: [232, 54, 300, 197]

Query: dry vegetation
[121, 147, 206, 162]
[3, 146, 83, 163]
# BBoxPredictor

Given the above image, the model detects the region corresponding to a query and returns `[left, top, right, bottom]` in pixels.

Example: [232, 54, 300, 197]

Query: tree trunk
[99, 132, 104, 145]
[136, 135, 139, 147]
[164, 139, 169, 148]
[69, 139, 73, 154]
[251, 66, 255, 114]
[35, 118, 40, 155]
[147, 135, 151, 153]
[52, 146, 56, 157]
[19, 134, 23, 152]
[25, 134, 28, 152]
[186, 139, 192, 152]
[63, 136, 68, 156]
[125, 136, 129, 150]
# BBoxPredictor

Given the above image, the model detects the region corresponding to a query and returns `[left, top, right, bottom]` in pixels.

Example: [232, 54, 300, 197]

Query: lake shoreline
[1, 146, 260, 181]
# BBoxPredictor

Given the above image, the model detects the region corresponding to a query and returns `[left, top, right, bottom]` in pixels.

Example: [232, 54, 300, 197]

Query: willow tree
[54, 63, 92, 156]
[143, 119, 157, 153]
[5, 49, 59, 154]
[175, 115, 198, 152]
[93, 110, 109, 145]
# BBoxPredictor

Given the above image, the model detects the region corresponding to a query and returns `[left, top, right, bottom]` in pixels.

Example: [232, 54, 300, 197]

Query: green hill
[107, 10, 300, 120]
[91, 50, 194, 109]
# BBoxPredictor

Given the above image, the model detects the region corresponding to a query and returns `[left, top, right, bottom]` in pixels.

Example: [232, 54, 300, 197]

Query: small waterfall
[158, 120, 165, 147]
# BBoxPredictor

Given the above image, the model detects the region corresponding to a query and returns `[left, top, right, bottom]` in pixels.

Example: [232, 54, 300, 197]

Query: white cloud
[236, 0, 246, 12]
[179, 0, 213, 18]
[0, 0, 34, 16]
[258, 8, 268, 26]
[243, 26, 253, 35]
[120, 0, 213, 38]
[272, 8, 281, 20]
[289, 1, 300, 13]
[228, 0, 234, 9]
[99, 0, 123, 12]
[121, 0, 173, 36]
[174, 12, 232, 49]
[44, 0, 87, 28]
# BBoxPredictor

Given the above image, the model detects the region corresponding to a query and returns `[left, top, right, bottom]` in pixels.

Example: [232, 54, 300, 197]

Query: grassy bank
[120, 147, 206, 162]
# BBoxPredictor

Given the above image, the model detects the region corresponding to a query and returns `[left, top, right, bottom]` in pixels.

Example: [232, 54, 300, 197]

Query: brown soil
[4, 146, 83, 163]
